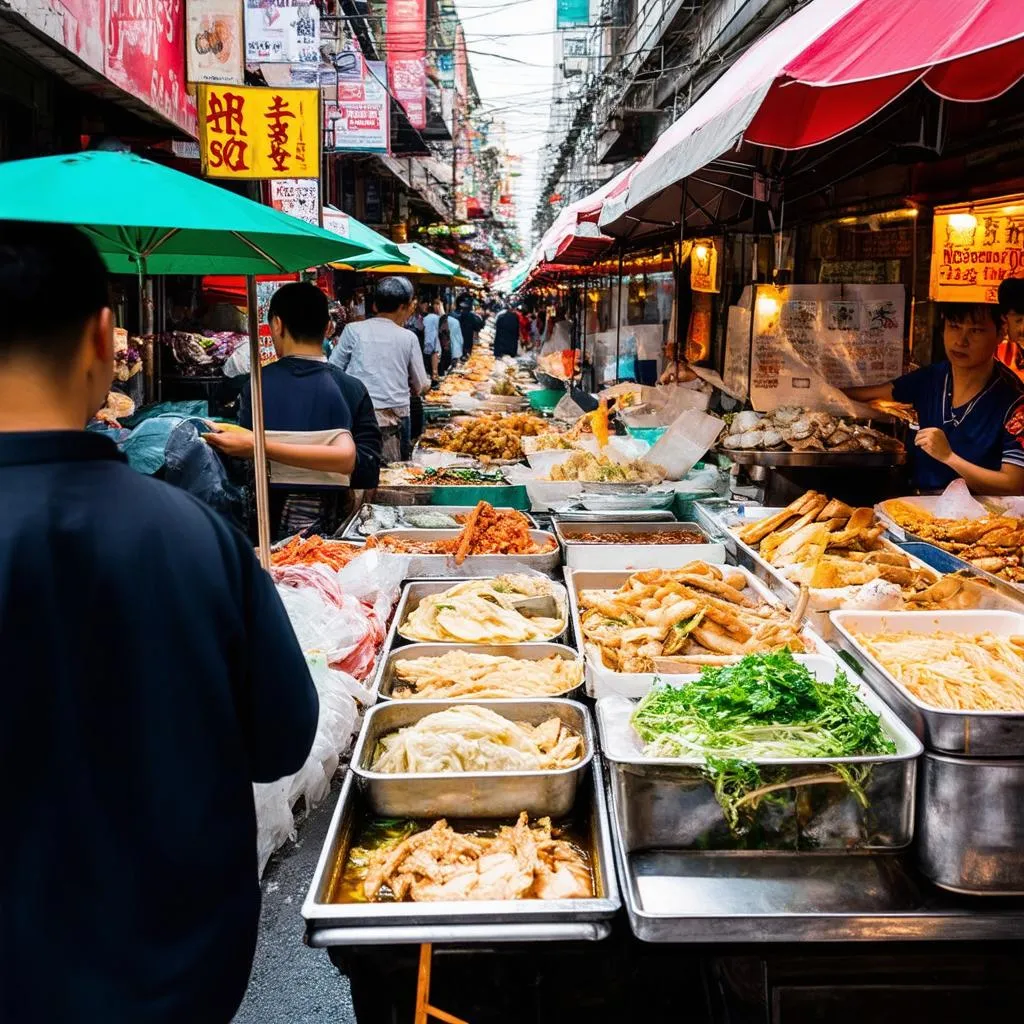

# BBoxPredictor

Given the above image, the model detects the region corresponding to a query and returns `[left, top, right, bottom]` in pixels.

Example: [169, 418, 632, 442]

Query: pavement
[233, 783, 355, 1024]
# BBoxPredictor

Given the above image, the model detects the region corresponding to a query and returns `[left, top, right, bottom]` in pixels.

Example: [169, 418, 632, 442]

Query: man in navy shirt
[0, 222, 319, 1022]
[848, 302, 1024, 494]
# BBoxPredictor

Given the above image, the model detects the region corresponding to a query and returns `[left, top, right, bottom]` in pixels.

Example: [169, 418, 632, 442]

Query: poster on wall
[186, 0, 244, 84]
[690, 240, 719, 293]
[198, 84, 320, 178]
[325, 61, 389, 154]
[244, 0, 319, 64]
[322, 208, 351, 238]
[724, 284, 905, 414]
[931, 196, 1024, 304]
[386, 0, 426, 130]
[269, 178, 319, 225]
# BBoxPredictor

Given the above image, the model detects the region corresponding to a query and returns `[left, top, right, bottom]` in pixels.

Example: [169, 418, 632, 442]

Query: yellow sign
[930, 195, 1024, 304]
[690, 239, 719, 293]
[198, 85, 320, 180]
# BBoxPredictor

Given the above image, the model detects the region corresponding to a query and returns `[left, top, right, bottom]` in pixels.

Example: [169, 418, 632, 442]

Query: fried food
[720, 407, 903, 453]
[578, 562, 808, 673]
[399, 575, 566, 643]
[884, 502, 1024, 584]
[853, 630, 1024, 711]
[391, 650, 583, 699]
[734, 490, 982, 607]
[361, 813, 593, 902]
[367, 502, 555, 562]
[370, 705, 583, 774]
[548, 450, 666, 483]
[270, 535, 363, 571]
[433, 412, 550, 461]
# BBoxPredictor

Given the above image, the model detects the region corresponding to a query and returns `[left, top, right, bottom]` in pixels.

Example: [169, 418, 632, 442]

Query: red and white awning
[603, 0, 1024, 234]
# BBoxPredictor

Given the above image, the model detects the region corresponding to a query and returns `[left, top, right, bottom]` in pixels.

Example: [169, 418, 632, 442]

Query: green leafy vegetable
[630, 649, 895, 831]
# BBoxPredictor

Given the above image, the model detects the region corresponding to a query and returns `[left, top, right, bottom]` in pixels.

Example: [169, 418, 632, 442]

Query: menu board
[725, 284, 905, 414]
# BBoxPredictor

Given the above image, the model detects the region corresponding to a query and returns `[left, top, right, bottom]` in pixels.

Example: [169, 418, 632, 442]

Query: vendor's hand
[914, 427, 953, 464]
[204, 426, 255, 459]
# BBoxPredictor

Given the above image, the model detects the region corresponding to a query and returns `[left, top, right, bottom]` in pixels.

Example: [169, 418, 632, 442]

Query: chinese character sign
[386, 0, 426, 130]
[269, 178, 319, 225]
[325, 61, 389, 154]
[931, 197, 1024, 304]
[199, 84, 320, 178]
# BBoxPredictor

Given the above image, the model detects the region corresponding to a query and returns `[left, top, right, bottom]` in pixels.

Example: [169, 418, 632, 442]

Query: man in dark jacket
[456, 296, 485, 359]
[494, 302, 521, 357]
[0, 222, 319, 1024]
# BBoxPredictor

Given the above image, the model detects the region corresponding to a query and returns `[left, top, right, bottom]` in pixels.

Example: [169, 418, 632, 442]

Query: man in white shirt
[331, 276, 430, 461]
[422, 299, 442, 384]
[447, 309, 464, 365]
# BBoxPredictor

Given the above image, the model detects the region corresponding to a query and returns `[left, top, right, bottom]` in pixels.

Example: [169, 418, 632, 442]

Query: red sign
[386, 0, 426, 130]
[106, 0, 196, 135]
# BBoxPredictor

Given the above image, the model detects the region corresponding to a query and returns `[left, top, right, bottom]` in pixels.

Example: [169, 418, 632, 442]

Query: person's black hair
[268, 281, 329, 343]
[942, 302, 1001, 328]
[0, 221, 110, 365]
[373, 276, 414, 313]
[998, 277, 1024, 316]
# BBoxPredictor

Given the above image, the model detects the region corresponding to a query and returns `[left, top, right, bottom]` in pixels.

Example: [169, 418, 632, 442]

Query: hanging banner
[186, 0, 244, 85]
[199, 84, 320, 178]
[930, 196, 1024, 304]
[325, 61, 389, 154]
[244, 0, 319, 64]
[556, 0, 589, 28]
[269, 178, 320, 224]
[690, 239, 720, 293]
[386, 0, 426, 130]
[435, 50, 454, 88]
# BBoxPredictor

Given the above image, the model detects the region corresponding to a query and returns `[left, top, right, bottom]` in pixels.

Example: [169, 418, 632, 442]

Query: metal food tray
[830, 609, 1024, 757]
[718, 448, 906, 468]
[564, 565, 832, 700]
[364, 528, 561, 577]
[376, 642, 584, 702]
[302, 759, 620, 946]
[553, 520, 726, 570]
[692, 499, 774, 557]
[596, 656, 922, 853]
[606, 777, 1024, 943]
[350, 698, 594, 818]
[550, 507, 676, 523]
[339, 505, 538, 541]
[389, 577, 572, 651]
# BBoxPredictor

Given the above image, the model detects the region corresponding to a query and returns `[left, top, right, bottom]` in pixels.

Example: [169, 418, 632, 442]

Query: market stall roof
[0, 151, 373, 274]
[398, 242, 460, 278]
[325, 206, 408, 270]
[602, 0, 1024, 237]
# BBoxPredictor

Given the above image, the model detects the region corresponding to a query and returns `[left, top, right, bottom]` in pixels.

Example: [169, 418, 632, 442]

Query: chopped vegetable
[630, 649, 895, 831]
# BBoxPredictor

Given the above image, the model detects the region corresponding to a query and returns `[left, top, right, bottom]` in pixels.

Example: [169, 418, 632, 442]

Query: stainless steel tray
[918, 751, 1024, 895]
[391, 577, 571, 648]
[831, 609, 1024, 756]
[365, 528, 561, 577]
[377, 642, 584, 702]
[596, 662, 922, 852]
[564, 565, 832, 699]
[719, 448, 906, 468]
[302, 759, 620, 945]
[550, 507, 676, 523]
[340, 504, 538, 541]
[350, 698, 594, 818]
[608, 780, 1024, 943]
[553, 520, 726, 570]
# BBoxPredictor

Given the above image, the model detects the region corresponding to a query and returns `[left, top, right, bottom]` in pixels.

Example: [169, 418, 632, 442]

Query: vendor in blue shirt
[847, 302, 1024, 494]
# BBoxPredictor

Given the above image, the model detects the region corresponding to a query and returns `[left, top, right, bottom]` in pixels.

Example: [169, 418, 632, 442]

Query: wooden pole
[246, 275, 272, 569]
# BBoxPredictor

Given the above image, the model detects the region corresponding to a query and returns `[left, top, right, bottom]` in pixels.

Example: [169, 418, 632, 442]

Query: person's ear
[92, 307, 115, 365]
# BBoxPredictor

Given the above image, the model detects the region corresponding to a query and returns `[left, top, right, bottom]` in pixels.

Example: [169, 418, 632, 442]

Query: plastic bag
[647, 409, 725, 481]
[253, 778, 295, 876]
[120, 416, 188, 474]
[122, 400, 209, 428]
[337, 549, 409, 627]
[163, 420, 247, 524]
[934, 479, 989, 520]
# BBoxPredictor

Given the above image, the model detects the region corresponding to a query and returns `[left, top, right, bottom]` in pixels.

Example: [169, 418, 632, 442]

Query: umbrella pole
[246, 275, 272, 569]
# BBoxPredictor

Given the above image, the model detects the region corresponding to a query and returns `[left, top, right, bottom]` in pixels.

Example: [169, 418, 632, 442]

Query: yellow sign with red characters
[198, 85, 320, 180]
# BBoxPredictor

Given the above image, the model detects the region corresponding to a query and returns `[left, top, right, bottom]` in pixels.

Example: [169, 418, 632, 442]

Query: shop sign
[198, 84, 320, 178]
[556, 0, 589, 29]
[930, 196, 1024, 304]
[386, 0, 427, 130]
[325, 61, 390, 154]
[186, 0, 244, 84]
[322, 209, 351, 237]
[690, 239, 719, 293]
[269, 178, 319, 225]
[435, 50, 454, 88]
[243, 0, 319, 64]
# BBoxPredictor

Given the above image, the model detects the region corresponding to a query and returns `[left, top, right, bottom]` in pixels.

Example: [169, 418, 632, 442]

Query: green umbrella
[0, 151, 372, 274]
[324, 205, 409, 269]
[398, 242, 459, 278]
